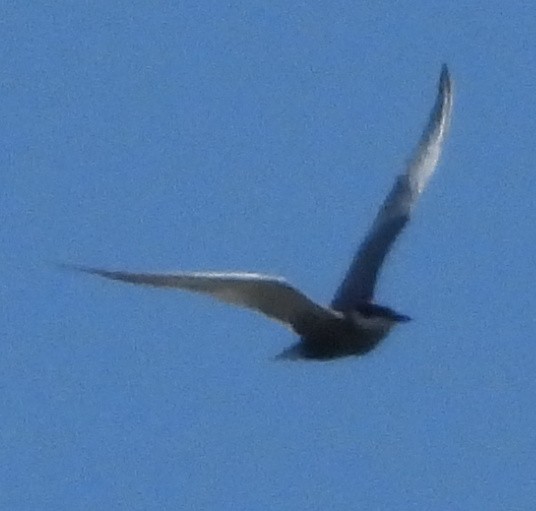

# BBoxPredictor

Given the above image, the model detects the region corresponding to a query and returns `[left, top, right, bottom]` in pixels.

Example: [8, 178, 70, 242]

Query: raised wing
[332, 65, 453, 308]
[65, 265, 337, 332]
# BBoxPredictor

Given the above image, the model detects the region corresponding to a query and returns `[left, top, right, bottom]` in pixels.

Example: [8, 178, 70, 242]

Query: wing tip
[439, 63, 453, 96]
[55, 261, 89, 274]
[56, 261, 112, 279]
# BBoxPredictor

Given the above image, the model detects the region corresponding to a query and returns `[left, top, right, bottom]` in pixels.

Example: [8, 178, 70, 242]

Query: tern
[67, 65, 453, 360]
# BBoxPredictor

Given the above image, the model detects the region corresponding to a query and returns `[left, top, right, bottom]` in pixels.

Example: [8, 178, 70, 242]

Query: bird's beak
[395, 313, 412, 323]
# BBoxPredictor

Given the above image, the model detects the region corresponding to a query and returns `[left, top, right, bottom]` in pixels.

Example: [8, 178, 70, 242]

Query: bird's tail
[273, 343, 303, 361]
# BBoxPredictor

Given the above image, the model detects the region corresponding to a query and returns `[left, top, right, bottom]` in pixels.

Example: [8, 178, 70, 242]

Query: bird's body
[288, 312, 398, 360]
[287, 302, 411, 360]
[65, 65, 453, 360]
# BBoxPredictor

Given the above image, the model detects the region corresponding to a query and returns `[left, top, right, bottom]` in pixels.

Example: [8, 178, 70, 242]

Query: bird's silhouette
[66, 65, 453, 360]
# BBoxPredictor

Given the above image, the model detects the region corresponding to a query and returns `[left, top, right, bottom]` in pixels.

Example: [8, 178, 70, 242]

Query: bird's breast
[297, 314, 385, 359]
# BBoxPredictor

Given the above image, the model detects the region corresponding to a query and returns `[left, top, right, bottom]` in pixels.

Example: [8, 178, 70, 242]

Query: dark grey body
[280, 302, 408, 360]
[295, 318, 383, 359]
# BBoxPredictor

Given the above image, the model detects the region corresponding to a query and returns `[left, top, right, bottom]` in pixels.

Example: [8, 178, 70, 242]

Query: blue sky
[2, 1, 536, 509]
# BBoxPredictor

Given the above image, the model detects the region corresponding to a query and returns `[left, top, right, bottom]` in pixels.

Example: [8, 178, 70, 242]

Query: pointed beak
[395, 313, 412, 323]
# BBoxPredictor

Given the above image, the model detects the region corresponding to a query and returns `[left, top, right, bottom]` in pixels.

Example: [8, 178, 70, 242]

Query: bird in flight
[67, 65, 453, 360]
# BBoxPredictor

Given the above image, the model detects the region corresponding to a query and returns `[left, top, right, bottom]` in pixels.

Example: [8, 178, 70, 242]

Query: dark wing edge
[331, 65, 453, 308]
[60, 263, 338, 333]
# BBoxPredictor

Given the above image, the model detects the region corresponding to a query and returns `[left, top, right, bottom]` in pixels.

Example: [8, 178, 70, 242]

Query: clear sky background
[2, 1, 536, 509]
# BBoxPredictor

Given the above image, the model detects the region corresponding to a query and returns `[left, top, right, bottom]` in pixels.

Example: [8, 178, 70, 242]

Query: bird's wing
[332, 64, 453, 308]
[64, 265, 337, 331]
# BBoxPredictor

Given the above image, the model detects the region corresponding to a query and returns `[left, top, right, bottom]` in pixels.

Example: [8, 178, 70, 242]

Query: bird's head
[388, 309, 412, 323]
[352, 302, 412, 331]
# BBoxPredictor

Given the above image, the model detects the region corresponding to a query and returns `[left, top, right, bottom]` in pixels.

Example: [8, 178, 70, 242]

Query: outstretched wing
[332, 64, 453, 308]
[64, 265, 337, 331]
